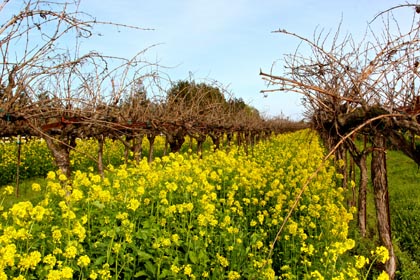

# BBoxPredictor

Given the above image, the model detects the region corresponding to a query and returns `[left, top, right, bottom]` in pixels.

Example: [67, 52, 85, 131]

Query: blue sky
[5, 0, 414, 119]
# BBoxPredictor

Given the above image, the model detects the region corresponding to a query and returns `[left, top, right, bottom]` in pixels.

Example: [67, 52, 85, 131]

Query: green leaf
[198, 250, 209, 262]
[145, 261, 156, 275]
[94, 256, 107, 266]
[134, 270, 148, 277]
[188, 251, 198, 264]
[92, 200, 105, 209]
[137, 251, 154, 261]
[158, 269, 171, 279]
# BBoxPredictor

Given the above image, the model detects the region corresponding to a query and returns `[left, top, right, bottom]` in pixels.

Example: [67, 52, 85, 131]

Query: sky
[5, 0, 416, 119]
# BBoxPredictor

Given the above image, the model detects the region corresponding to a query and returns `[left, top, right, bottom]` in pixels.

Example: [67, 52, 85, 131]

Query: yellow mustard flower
[52, 228, 62, 243]
[60, 266, 74, 279]
[183, 264, 193, 277]
[30, 205, 47, 222]
[89, 271, 98, 279]
[127, 198, 140, 211]
[354, 255, 369, 269]
[227, 271, 241, 280]
[46, 270, 62, 280]
[31, 183, 41, 192]
[63, 245, 78, 259]
[372, 246, 390, 264]
[216, 253, 229, 268]
[0, 244, 17, 267]
[311, 270, 325, 280]
[77, 255, 91, 267]
[70, 189, 84, 202]
[43, 254, 57, 267]
[255, 241, 264, 250]
[171, 264, 180, 274]
[18, 251, 41, 271]
[377, 271, 390, 280]
[58, 173, 67, 181]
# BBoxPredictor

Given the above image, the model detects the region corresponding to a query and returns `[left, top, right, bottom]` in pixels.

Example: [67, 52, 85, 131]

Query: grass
[348, 149, 420, 279]
[1, 177, 47, 210]
[386, 150, 420, 279]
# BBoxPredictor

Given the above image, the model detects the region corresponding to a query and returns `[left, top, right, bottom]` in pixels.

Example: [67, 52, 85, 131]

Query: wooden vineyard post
[15, 135, 21, 198]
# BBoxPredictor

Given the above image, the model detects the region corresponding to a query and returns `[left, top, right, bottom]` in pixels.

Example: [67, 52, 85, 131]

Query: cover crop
[0, 130, 388, 279]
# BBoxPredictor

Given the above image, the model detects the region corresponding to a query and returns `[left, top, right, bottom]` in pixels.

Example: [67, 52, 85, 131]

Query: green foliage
[0, 138, 55, 186]
[227, 97, 260, 118]
[167, 80, 226, 110]
[1, 135, 215, 187]
[70, 138, 125, 172]
[0, 138, 127, 186]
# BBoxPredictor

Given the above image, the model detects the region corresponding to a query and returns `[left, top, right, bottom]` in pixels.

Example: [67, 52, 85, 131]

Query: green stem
[363, 256, 378, 280]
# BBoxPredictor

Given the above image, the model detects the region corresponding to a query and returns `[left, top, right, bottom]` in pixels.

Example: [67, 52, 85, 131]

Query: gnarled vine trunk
[371, 133, 396, 279]
[44, 136, 73, 179]
[97, 134, 104, 178]
[132, 135, 144, 164]
[194, 134, 206, 156]
[357, 152, 368, 237]
[167, 129, 186, 153]
[345, 138, 368, 237]
[147, 133, 156, 163]
[209, 132, 221, 150]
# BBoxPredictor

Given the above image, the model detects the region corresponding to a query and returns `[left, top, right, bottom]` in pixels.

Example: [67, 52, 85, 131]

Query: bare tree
[0, 0, 158, 176]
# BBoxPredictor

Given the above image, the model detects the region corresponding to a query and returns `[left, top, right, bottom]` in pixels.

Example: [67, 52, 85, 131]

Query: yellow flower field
[0, 130, 387, 279]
